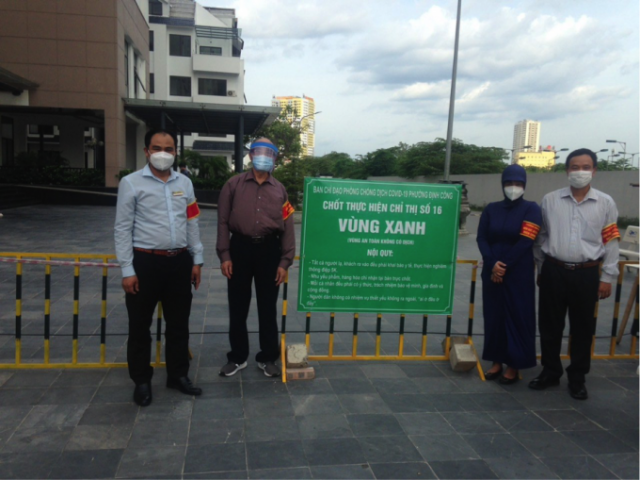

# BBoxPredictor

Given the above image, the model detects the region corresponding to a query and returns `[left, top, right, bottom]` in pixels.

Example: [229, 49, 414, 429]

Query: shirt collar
[142, 163, 179, 183]
[245, 168, 276, 186]
[560, 185, 599, 202]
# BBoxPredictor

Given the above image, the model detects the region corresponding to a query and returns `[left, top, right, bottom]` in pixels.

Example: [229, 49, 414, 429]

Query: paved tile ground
[0, 204, 637, 479]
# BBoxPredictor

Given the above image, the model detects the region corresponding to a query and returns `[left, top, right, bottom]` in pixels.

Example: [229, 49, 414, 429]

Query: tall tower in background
[272, 95, 316, 157]
[512, 119, 540, 163]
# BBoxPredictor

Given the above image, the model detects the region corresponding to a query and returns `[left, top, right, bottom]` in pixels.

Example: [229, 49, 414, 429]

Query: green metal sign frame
[298, 178, 461, 314]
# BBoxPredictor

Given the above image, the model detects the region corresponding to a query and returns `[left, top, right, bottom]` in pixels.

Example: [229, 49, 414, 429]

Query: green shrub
[117, 169, 133, 181]
[0, 165, 104, 186]
[618, 216, 639, 229]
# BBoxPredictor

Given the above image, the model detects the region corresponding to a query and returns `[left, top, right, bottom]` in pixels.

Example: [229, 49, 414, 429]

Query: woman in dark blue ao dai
[476, 165, 542, 384]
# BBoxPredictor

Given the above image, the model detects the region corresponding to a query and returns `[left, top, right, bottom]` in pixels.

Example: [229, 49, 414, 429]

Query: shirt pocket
[172, 194, 188, 217]
[582, 217, 603, 246]
[262, 190, 285, 224]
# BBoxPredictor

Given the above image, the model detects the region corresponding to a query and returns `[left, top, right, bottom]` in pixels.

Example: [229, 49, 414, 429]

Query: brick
[449, 344, 477, 372]
[286, 344, 308, 368]
[286, 367, 315, 381]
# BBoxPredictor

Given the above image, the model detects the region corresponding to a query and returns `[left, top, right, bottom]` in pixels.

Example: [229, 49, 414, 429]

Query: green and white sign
[298, 178, 461, 314]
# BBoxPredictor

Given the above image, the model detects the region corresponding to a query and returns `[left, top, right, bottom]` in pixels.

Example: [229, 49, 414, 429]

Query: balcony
[192, 54, 243, 76]
[195, 26, 243, 57]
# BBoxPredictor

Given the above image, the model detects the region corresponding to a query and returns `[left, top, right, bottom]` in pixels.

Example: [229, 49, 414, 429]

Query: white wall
[194, 4, 227, 27]
[371, 171, 640, 218]
[0, 91, 28, 106]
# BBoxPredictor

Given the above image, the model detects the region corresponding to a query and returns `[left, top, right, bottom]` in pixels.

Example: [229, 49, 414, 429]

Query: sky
[200, 0, 639, 165]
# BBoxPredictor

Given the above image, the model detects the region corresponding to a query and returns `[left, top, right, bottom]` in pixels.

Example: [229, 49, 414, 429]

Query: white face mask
[504, 186, 524, 201]
[149, 152, 175, 171]
[568, 170, 592, 189]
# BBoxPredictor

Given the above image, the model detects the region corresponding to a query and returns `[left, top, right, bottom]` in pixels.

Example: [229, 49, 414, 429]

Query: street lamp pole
[292, 111, 322, 128]
[505, 146, 532, 164]
[443, 0, 462, 182]
[606, 139, 627, 169]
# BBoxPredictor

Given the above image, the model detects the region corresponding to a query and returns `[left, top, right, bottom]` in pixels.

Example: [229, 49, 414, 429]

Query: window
[149, 0, 162, 16]
[124, 41, 129, 87]
[170, 76, 191, 96]
[198, 78, 226, 96]
[150, 73, 154, 94]
[199, 46, 222, 56]
[169, 34, 191, 57]
[149, 30, 154, 51]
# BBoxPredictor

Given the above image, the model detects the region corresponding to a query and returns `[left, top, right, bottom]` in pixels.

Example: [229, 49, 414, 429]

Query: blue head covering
[501, 164, 527, 187]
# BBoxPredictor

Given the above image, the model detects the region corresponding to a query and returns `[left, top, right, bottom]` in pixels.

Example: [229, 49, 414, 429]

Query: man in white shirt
[115, 129, 204, 406]
[532, 148, 620, 400]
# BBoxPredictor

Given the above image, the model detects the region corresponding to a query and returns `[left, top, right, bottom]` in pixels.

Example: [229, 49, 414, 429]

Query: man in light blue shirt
[531, 148, 620, 401]
[115, 128, 204, 407]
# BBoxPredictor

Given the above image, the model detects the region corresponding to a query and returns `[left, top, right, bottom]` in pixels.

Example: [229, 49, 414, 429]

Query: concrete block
[441, 336, 467, 353]
[286, 366, 315, 381]
[286, 344, 309, 368]
[449, 344, 477, 372]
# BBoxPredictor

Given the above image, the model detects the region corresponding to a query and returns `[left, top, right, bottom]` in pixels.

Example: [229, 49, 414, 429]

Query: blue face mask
[253, 155, 274, 172]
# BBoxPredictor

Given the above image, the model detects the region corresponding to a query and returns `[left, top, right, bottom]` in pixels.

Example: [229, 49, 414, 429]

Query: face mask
[568, 170, 592, 189]
[253, 155, 274, 172]
[504, 186, 524, 201]
[149, 152, 174, 171]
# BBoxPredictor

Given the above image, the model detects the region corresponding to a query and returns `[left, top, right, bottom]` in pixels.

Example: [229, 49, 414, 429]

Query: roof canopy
[123, 99, 279, 136]
[0, 66, 39, 95]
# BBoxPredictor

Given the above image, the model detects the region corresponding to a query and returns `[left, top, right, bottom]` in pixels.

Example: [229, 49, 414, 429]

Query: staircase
[0, 186, 39, 210]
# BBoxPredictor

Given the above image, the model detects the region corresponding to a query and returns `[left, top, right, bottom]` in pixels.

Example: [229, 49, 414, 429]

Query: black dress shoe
[484, 369, 503, 381]
[499, 373, 520, 385]
[569, 383, 588, 400]
[528, 374, 560, 390]
[134, 383, 152, 407]
[167, 376, 202, 396]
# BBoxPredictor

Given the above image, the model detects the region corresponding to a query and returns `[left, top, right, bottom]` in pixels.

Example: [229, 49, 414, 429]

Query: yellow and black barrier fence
[280, 259, 484, 382]
[279, 258, 639, 382]
[0, 253, 637, 378]
[0, 253, 167, 369]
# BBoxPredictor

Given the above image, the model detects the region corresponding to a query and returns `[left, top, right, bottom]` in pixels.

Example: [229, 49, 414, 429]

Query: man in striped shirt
[532, 148, 620, 400]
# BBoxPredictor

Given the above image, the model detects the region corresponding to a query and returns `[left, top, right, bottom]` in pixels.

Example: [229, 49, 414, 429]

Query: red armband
[520, 221, 540, 240]
[187, 200, 200, 220]
[282, 201, 295, 220]
[602, 223, 620, 245]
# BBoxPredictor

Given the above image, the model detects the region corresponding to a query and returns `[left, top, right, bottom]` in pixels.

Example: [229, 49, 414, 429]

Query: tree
[182, 150, 231, 190]
[246, 104, 303, 164]
[273, 158, 305, 207]
[595, 158, 638, 171]
[396, 138, 507, 178]
[362, 147, 401, 176]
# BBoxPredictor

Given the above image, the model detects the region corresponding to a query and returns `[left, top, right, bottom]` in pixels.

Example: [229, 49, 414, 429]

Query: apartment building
[512, 119, 540, 163]
[146, 0, 245, 167]
[272, 95, 316, 157]
[0, 0, 278, 186]
[516, 151, 556, 169]
[0, 0, 150, 185]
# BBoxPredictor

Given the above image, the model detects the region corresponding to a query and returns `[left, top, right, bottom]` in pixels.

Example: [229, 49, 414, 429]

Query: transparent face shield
[249, 142, 279, 160]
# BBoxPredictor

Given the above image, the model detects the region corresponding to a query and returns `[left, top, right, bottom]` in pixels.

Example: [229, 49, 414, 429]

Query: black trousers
[538, 260, 600, 384]
[227, 234, 281, 364]
[125, 250, 193, 385]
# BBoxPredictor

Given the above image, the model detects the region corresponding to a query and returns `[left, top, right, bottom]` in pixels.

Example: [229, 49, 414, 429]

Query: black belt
[232, 233, 280, 244]
[134, 247, 188, 257]
[545, 255, 601, 270]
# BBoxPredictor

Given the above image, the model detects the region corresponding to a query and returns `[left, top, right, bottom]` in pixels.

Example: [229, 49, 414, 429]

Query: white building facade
[512, 119, 540, 163]
[146, 0, 245, 166]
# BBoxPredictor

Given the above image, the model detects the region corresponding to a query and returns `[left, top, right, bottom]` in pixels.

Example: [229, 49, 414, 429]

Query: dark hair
[144, 129, 177, 149]
[565, 148, 597, 169]
[179, 162, 187, 168]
